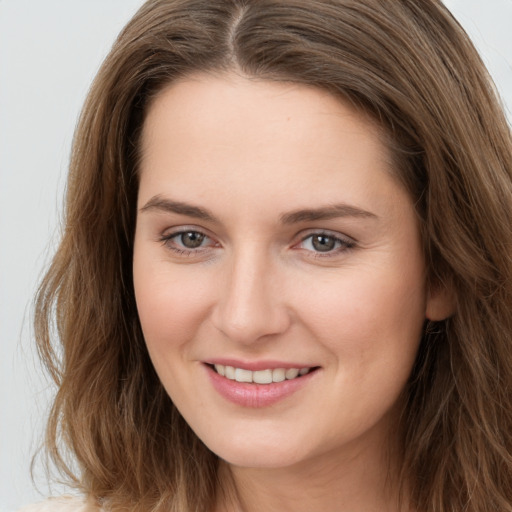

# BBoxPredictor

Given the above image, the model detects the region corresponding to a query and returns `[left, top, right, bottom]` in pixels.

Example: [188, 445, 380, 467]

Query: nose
[211, 246, 291, 345]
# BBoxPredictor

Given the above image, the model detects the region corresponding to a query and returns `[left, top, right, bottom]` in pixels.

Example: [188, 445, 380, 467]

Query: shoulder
[17, 497, 100, 512]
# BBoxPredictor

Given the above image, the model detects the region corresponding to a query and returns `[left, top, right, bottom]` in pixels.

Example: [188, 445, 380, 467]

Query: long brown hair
[35, 1, 512, 510]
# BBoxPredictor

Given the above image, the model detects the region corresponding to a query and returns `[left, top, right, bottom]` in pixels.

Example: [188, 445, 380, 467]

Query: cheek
[132, 250, 213, 356]
[301, 268, 426, 427]
[296, 260, 426, 369]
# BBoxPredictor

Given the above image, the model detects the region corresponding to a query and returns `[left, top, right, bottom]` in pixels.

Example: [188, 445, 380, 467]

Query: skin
[133, 72, 452, 512]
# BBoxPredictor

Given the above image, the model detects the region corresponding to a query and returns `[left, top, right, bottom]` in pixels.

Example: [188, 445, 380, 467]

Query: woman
[29, 0, 512, 511]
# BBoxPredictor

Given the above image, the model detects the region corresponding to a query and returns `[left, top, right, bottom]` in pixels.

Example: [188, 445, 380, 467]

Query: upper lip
[204, 358, 317, 371]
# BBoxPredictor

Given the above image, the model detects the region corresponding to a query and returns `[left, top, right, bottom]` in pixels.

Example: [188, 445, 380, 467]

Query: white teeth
[212, 364, 312, 383]
[285, 368, 300, 380]
[253, 369, 273, 384]
[234, 368, 252, 383]
[225, 365, 236, 380]
[272, 368, 286, 382]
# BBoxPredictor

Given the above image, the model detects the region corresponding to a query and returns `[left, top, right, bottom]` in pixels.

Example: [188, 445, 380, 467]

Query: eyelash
[296, 231, 356, 257]
[159, 229, 216, 257]
[159, 229, 356, 258]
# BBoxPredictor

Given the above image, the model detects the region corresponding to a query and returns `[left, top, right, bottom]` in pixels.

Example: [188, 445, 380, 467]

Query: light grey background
[1, 1, 511, 510]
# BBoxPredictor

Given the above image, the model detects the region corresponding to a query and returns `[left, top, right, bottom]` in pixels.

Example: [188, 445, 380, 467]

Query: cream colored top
[17, 497, 98, 512]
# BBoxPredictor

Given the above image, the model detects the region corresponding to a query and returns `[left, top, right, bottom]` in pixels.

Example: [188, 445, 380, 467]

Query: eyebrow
[140, 195, 378, 224]
[140, 196, 217, 222]
[280, 204, 378, 224]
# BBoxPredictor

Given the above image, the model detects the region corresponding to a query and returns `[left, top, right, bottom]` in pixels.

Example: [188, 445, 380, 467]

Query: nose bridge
[213, 242, 289, 344]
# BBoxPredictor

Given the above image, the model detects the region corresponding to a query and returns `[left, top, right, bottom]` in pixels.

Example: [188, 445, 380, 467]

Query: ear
[426, 281, 456, 321]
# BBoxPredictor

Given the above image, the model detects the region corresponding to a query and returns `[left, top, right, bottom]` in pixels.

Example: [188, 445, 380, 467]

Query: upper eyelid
[297, 228, 355, 243]
[160, 225, 213, 238]
[161, 230, 212, 242]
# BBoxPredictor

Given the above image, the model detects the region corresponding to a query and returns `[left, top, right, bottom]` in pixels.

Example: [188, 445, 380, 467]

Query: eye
[298, 232, 355, 254]
[160, 229, 216, 255]
[174, 231, 207, 249]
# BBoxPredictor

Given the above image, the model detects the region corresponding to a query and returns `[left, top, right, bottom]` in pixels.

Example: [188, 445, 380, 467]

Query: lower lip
[205, 365, 317, 408]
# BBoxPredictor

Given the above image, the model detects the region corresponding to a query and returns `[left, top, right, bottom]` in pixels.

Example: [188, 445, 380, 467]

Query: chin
[218, 447, 305, 470]
[200, 428, 309, 469]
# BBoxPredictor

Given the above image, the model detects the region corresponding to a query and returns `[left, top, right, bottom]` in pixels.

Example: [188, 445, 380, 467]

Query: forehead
[138, 72, 406, 220]
[141, 72, 389, 164]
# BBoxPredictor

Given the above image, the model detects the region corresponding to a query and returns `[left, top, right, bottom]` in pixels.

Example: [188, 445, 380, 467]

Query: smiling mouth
[209, 364, 318, 384]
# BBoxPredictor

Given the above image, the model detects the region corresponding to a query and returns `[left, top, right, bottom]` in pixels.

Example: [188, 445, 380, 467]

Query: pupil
[181, 232, 205, 248]
[312, 235, 335, 252]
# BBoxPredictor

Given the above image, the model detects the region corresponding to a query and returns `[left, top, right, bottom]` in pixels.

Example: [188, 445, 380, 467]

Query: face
[133, 73, 443, 470]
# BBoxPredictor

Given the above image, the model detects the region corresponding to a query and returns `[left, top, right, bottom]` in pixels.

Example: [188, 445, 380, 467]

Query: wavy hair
[35, 1, 512, 510]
